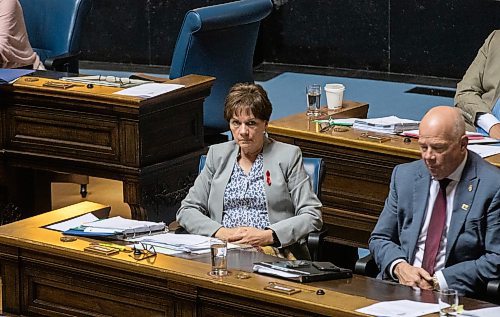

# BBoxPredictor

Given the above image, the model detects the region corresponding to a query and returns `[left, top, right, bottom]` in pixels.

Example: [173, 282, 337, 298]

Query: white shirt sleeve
[389, 259, 406, 280]
[435, 270, 449, 290]
[476, 113, 500, 134]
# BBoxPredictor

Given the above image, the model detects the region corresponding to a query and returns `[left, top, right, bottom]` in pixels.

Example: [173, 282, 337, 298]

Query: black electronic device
[253, 260, 352, 283]
[312, 261, 341, 272]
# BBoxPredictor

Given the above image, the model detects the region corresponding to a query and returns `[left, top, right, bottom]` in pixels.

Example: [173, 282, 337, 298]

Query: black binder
[253, 260, 352, 283]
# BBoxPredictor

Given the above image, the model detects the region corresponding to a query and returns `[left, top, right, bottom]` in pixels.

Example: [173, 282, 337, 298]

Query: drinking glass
[209, 238, 228, 276]
[306, 84, 322, 116]
[439, 289, 459, 316]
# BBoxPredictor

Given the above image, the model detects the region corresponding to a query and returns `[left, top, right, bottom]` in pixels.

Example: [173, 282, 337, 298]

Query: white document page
[355, 299, 439, 317]
[82, 216, 165, 232]
[113, 83, 184, 98]
[355, 116, 420, 125]
[46, 213, 99, 231]
[468, 144, 500, 158]
[462, 307, 500, 317]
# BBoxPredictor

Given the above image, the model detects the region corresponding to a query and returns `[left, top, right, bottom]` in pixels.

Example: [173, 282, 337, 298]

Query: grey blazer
[455, 30, 500, 131]
[369, 151, 500, 296]
[177, 138, 323, 259]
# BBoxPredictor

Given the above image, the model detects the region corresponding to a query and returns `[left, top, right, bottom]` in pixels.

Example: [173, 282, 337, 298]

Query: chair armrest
[487, 279, 500, 303]
[44, 52, 80, 73]
[354, 253, 379, 277]
[307, 228, 328, 261]
[168, 221, 188, 234]
[129, 73, 170, 83]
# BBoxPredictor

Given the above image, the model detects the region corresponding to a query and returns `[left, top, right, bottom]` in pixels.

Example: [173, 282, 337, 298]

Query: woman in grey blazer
[177, 83, 323, 259]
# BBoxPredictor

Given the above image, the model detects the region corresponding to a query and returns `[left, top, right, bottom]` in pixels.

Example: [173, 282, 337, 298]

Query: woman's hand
[216, 227, 274, 246]
[214, 227, 241, 241]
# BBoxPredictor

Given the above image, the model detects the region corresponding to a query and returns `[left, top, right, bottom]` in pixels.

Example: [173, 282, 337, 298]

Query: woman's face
[229, 109, 268, 156]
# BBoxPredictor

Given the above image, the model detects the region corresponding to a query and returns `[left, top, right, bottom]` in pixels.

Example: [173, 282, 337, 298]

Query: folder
[62, 216, 166, 240]
[253, 260, 352, 283]
[0, 69, 35, 84]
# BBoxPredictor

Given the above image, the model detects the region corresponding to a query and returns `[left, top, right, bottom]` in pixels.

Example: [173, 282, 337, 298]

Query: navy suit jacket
[369, 151, 500, 296]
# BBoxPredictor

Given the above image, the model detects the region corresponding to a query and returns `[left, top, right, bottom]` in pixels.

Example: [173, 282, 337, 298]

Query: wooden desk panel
[0, 74, 214, 221]
[0, 202, 493, 316]
[268, 107, 500, 249]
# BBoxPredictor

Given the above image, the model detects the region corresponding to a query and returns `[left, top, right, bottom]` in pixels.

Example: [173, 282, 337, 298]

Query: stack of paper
[353, 116, 420, 134]
[130, 233, 239, 255]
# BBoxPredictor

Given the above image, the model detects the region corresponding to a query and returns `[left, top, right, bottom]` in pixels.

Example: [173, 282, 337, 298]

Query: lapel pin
[468, 184, 473, 192]
[266, 170, 271, 186]
[461, 204, 469, 211]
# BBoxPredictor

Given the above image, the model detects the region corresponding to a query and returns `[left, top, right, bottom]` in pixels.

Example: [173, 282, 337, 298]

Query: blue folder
[0, 68, 35, 84]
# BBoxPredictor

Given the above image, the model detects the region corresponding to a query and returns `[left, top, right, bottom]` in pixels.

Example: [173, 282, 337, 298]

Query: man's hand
[489, 123, 500, 139]
[393, 262, 433, 290]
[225, 227, 274, 246]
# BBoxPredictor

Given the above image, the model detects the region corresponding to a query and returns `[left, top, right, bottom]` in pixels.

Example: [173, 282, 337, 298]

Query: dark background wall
[81, 0, 500, 79]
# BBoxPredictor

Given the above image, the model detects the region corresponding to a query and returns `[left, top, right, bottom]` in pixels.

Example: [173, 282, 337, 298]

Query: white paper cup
[324, 84, 345, 110]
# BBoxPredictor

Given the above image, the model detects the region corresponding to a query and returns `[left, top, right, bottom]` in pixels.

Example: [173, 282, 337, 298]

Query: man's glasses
[98, 75, 132, 87]
[130, 242, 157, 261]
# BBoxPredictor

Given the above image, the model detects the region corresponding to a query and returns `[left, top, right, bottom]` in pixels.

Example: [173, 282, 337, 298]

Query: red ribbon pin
[266, 170, 271, 186]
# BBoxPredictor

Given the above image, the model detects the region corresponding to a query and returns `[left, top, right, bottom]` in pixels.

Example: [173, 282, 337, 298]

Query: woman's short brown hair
[224, 83, 272, 122]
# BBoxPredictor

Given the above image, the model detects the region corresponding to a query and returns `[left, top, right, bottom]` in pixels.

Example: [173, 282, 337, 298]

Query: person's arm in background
[0, 0, 44, 69]
[454, 30, 500, 137]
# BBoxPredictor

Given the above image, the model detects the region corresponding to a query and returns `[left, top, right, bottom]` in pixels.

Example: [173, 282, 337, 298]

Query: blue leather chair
[169, 0, 273, 137]
[19, 0, 91, 73]
[198, 154, 326, 260]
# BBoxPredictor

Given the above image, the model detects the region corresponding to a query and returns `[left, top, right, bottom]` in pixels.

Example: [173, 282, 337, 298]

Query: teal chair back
[170, 0, 273, 133]
[19, 0, 91, 72]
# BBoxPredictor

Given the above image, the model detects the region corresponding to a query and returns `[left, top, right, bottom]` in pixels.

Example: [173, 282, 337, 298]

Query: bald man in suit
[369, 106, 500, 297]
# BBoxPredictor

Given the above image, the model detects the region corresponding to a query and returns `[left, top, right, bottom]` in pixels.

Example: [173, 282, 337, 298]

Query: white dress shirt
[390, 153, 468, 290]
[477, 113, 500, 134]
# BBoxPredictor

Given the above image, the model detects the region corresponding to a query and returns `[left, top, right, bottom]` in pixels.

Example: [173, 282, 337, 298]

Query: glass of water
[209, 238, 228, 276]
[306, 84, 322, 116]
[439, 289, 459, 316]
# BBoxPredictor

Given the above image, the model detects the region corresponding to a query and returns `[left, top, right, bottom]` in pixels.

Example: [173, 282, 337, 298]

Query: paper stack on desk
[130, 233, 240, 255]
[353, 116, 420, 134]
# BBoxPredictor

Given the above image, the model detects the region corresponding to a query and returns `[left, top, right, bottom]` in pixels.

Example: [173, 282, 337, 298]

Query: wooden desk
[268, 108, 500, 250]
[0, 74, 214, 221]
[0, 202, 493, 316]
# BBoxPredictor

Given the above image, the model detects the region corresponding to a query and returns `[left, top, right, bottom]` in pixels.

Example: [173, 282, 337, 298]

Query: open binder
[253, 260, 352, 283]
[62, 216, 166, 240]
